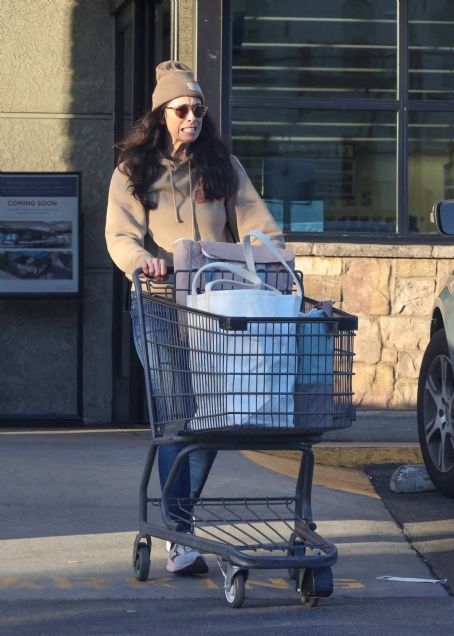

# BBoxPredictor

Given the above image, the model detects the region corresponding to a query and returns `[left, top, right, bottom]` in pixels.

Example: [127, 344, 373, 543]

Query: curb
[263, 442, 423, 468]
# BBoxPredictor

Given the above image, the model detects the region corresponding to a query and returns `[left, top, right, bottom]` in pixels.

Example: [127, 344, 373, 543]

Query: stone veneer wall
[294, 243, 454, 409]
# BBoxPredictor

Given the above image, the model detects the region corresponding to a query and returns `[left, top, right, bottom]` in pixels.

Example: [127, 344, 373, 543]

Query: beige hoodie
[105, 155, 283, 276]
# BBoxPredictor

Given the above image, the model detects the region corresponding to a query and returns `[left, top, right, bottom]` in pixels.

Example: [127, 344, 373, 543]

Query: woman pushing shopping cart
[106, 60, 357, 607]
[106, 59, 286, 577]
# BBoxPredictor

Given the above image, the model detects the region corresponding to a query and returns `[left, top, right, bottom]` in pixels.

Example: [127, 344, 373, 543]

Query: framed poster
[0, 172, 80, 296]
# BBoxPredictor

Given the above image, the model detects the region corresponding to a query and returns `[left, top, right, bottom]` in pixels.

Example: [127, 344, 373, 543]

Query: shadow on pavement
[365, 463, 454, 596]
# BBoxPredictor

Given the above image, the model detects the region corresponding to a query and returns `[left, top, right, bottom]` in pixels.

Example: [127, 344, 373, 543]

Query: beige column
[176, 0, 196, 68]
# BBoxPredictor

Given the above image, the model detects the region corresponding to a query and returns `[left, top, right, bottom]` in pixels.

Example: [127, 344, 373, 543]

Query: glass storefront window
[233, 109, 396, 233]
[408, 1, 454, 101]
[231, 0, 397, 100]
[408, 111, 454, 233]
[228, 0, 454, 239]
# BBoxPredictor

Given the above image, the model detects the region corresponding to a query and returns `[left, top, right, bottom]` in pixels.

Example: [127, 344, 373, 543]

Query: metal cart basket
[131, 266, 357, 608]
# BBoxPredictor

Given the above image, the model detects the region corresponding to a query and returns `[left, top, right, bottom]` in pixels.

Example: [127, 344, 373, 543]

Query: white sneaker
[166, 541, 208, 575]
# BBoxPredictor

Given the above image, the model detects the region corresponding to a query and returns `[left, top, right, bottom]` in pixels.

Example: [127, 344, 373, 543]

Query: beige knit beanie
[152, 60, 204, 110]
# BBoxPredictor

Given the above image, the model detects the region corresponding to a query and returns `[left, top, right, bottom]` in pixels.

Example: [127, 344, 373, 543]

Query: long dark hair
[116, 107, 238, 210]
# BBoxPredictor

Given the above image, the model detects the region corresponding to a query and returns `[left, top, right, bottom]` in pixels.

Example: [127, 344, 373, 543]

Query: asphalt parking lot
[365, 463, 454, 595]
[1, 429, 453, 635]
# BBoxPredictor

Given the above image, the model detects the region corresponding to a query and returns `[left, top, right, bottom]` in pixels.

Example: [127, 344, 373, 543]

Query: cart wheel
[134, 543, 150, 581]
[299, 566, 333, 606]
[301, 594, 320, 608]
[225, 572, 246, 608]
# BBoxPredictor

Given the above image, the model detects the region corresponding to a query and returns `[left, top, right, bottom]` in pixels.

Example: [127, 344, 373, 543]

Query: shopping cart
[131, 266, 357, 608]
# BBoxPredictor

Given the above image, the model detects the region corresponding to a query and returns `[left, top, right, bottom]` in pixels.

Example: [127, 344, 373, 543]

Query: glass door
[111, 0, 170, 423]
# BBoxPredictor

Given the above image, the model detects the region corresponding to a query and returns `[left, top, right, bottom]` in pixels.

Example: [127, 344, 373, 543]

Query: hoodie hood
[160, 154, 196, 236]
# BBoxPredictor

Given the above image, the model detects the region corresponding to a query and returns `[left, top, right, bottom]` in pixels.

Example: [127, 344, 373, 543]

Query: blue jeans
[131, 293, 217, 532]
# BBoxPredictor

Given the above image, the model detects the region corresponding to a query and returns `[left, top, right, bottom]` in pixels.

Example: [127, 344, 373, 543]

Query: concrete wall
[295, 243, 454, 410]
[0, 0, 114, 420]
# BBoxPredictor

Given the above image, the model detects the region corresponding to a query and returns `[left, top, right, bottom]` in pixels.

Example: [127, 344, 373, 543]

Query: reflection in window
[408, 112, 454, 233]
[231, 0, 397, 99]
[233, 109, 396, 233]
[409, 1, 454, 100]
[229, 1, 454, 238]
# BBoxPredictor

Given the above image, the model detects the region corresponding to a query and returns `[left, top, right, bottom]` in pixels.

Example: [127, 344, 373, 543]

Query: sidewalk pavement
[0, 428, 446, 606]
[324, 410, 419, 444]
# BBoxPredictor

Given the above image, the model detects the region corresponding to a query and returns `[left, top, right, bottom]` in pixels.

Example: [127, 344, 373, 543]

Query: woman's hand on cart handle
[140, 257, 167, 280]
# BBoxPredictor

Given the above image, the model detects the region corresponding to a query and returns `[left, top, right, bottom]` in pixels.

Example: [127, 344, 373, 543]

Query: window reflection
[232, 109, 396, 233]
[409, 1, 454, 100]
[408, 111, 454, 233]
[229, 1, 454, 237]
[231, 0, 396, 99]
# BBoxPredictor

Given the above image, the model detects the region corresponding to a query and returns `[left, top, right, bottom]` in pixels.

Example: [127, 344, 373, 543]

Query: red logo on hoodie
[194, 182, 206, 205]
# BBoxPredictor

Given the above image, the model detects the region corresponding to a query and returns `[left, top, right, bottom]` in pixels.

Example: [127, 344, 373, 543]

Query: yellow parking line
[0, 577, 42, 590]
[148, 577, 176, 588]
[126, 577, 147, 589]
[0, 574, 365, 592]
[334, 578, 365, 590]
[247, 577, 290, 590]
[73, 576, 107, 589]
[199, 578, 219, 589]
[53, 576, 73, 589]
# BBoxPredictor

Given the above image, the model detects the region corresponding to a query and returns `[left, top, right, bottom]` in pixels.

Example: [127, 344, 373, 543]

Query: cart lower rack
[131, 267, 357, 608]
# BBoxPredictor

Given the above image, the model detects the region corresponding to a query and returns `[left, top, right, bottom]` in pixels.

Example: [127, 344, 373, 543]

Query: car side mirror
[432, 200, 454, 235]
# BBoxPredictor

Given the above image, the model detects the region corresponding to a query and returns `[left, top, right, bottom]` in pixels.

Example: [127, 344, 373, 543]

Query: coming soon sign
[0, 173, 80, 295]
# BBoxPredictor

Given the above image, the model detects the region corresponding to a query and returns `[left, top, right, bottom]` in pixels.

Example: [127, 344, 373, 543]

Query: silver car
[417, 201, 454, 498]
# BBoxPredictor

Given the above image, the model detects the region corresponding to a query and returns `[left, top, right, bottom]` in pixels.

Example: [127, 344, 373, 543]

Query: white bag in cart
[186, 231, 303, 430]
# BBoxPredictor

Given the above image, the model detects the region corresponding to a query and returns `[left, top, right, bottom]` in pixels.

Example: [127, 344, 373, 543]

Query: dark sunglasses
[165, 104, 207, 119]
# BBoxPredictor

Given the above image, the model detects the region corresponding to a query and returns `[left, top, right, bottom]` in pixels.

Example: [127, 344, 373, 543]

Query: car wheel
[417, 328, 454, 498]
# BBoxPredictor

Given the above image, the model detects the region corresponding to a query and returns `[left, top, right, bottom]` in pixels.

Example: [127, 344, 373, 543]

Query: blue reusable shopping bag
[294, 308, 335, 431]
